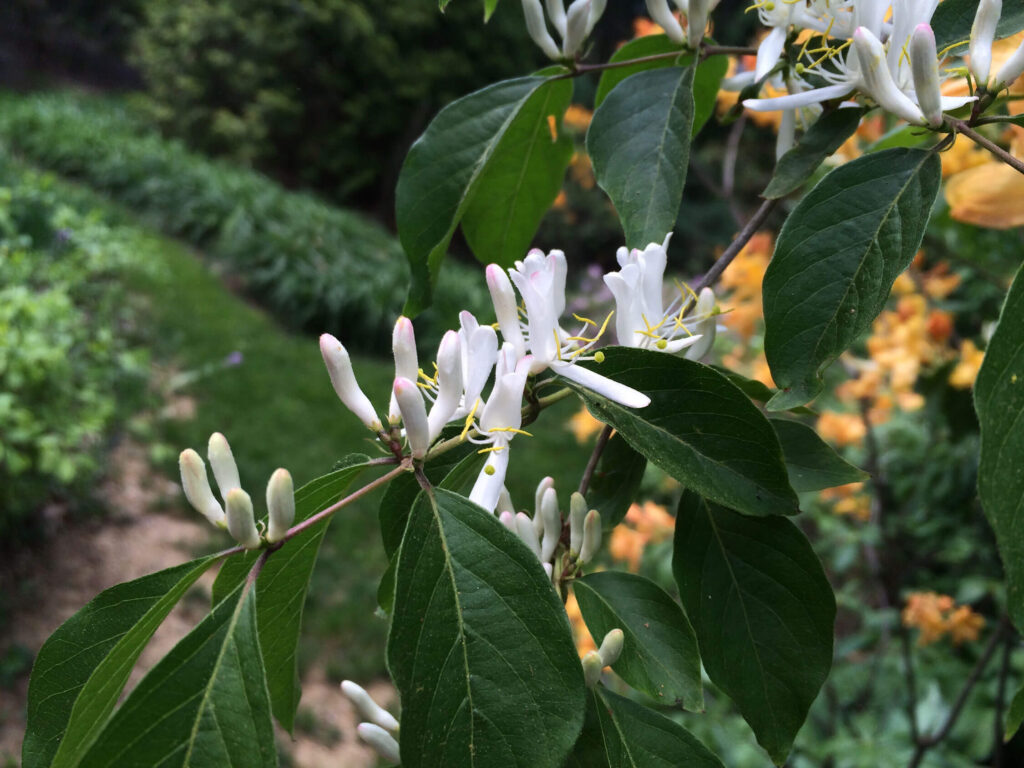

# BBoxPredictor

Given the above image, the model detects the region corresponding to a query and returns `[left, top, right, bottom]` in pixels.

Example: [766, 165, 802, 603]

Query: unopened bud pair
[522, 0, 607, 60]
[646, 0, 716, 50]
[969, 0, 1024, 91]
[582, 628, 625, 688]
[342, 680, 400, 763]
[179, 432, 294, 549]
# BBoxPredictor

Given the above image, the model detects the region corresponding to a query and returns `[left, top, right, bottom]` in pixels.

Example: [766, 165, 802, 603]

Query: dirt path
[0, 440, 387, 767]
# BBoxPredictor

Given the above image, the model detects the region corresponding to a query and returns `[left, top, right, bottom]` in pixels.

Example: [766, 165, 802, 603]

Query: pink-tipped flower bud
[341, 681, 400, 733]
[320, 334, 381, 431]
[179, 449, 225, 528]
[389, 317, 419, 424]
[485, 264, 527, 359]
[265, 468, 294, 543]
[225, 488, 261, 549]
[910, 24, 944, 127]
[393, 377, 430, 459]
[499, 510, 517, 532]
[357, 723, 401, 764]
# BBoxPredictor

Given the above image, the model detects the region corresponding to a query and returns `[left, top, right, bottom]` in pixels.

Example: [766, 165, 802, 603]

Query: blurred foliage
[0, 91, 492, 350]
[132, 0, 541, 207]
[0, 159, 150, 541]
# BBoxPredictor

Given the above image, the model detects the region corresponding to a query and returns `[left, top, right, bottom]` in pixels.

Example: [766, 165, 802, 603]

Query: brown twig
[994, 628, 1015, 768]
[693, 196, 780, 293]
[562, 44, 758, 78]
[577, 424, 613, 496]
[948, 118, 1024, 176]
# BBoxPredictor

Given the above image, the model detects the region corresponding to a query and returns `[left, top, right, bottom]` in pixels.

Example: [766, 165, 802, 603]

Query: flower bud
[853, 27, 926, 125]
[389, 317, 419, 424]
[582, 650, 604, 688]
[645, 0, 684, 45]
[486, 264, 527, 358]
[428, 330, 463, 442]
[357, 723, 401, 764]
[970, 0, 1002, 87]
[569, 492, 586, 556]
[265, 468, 294, 543]
[910, 25, 944, 127]
[179, 449, 225, 527]
[393, 377, 430, 459]
[562, 0, 591, 58]
[499, 510, 517, 532]
[545, 0, 568, 36]
[225, 488, 261, 549]
[585, 0, 606, 35]
[597, 628, 625, 666]
[995, 37, 1024, 90]
[539, 487, 562, 562]
[207, 432, 240, 499]
[320, 334, 381, 431]
[522, 0, 562, 60]
[515, 511, 542, 559]
[533, 476, 555, 533]
[687, 0, 712, 49]
[684, 287, 718, 361]
[578, 509, 602, 563]
[497, 486, 515, 515]
[459, 315, 498, 414]
[543, 562, 554, 580]
[341, 680, 400, 733]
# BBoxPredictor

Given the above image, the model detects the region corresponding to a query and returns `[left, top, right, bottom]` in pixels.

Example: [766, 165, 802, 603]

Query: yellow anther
[938, 39, 969, 59]
[488, 426, 534, 437]
[477, 445, 506, 454]
[594, 351, 605, 363]
[572, 313, 598, 327]
[484, 464, 496, 476]
[459, 399, 481, 440]
[656, 339, 668, 350]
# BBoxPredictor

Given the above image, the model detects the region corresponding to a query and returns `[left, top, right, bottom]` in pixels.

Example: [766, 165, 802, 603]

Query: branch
[948, 118, 1024, 176]
[994, 627, 1015, 768]
[565, 44, 757, 77]
[577, 424, 613, 496]
[692, 196, 780, 293]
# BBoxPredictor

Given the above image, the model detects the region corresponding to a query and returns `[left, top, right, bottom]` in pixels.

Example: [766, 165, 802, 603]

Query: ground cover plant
[17, 1, 1024, 767]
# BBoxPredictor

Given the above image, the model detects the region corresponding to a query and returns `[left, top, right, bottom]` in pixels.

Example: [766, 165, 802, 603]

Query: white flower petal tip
[357, 723, 402, 764]
[225, 488, 261, 549]
[393, 377, 430, 459]
[207, 432, 240, 499]
[265, 468, 295, 543]
[179, 449, 225, 528]
[341, 681, 400, 733]
[320, 333, 381, 431]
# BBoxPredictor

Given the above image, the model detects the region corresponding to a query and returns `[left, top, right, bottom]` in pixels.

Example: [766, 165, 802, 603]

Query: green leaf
[709, 365, 817, 416]
[588, 66, 696, 249]
[78, 582, 276, 768]
[594, 36, 686, 108]
[1006, 680, 1024, 740]
[770, 417, 867, 492]
[212, 459, 370, 732]
[561, 348, 799, 517]
[976, 263, 1024, 633]
[484, 0, 499, 21]
[387, 488, 585, 767]
[586, 687, 724, 768]
[673, 491, 835, 764]
[692, 55, 729, 137]
[564, 692, 610, 768]
[462, 77, 573, 268]
[573, 572, 702, 710]
[933, 0, 1024, 53]
[764, 108, 864, 199]
[585, 432, 647, 529]
[23, 558, 216, 768]
[396, 77, 549, 314]
[763, 148, 941, 410]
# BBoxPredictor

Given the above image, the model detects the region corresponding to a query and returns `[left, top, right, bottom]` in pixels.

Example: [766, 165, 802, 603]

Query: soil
[0, 439, 387, 767]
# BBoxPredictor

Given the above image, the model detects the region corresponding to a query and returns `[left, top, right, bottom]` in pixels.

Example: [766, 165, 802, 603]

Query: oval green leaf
[763, 148, 941, 410]
[764, 107, 864, 199]
[770, 417, 867, 492]
[933, 0, 1024, 52]
[585, 431, 647, 529]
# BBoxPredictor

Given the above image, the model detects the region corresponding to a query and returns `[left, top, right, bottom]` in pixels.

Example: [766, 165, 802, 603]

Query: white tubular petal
[357, 723, 401, 764]
[497, 486, 515, 515]
[579, 509, 602, 563]
[970, 0, 1002, 86]
[995, 38, 1024, 89]
[586, 0, 607, 35]
[463, 324, 498, 411]
[389, 316, 419, 423]
[480, 368, 529, 434]
[543, 562, 554, 580]
[552, 362, 651, 409]
[569, 492, 586, 556]
[225, 488, 261, 549]
[207, 432, 241, 499]
[910, 24, 944, 127]
[515, 511, 543, 559]
[582, 650, 604, 688]
[687, 0, 710, 49]
[939, 95, 979, 110]
[320, 334, 381, 431]
[756, 26, 787, 81]
[499, 510, 518, 532]
[743, 83, 854, 111]
[664, 334, 703, 355]
[597, 628, 625, 666]
[486, 264, 527, 358]
[265, 468, 295, 543]
[341, 681, 400, 733]
[645, 0, 685, 45]
[428, 331, 464, 442]
[469, 447, 511, 512]
[684, 287, 717, 361]
[546, 0, 568, 37]
[563, 0, 591, 58]
[776, 108, 796, 161]
[534, 476, 555, 534]
[179, 449, 225, 527]
[721, 70, 756, 91]
[853, 27, 926, 125]
[393, 377, 430, 459]
[540, 486, 562, 562]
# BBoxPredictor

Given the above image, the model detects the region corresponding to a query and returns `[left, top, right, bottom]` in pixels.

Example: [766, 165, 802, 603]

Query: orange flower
[944, 126, 1024, 229]
[816, 411, 867, 447]
[567, 406, 603, 443]
[565, 590, 597, 656]
[720, 231, 772, 340]
[903, 592, 986, 646]
[947, 606, 986, 645]
[820, 482, 871, 521]
[609, 501, 674, 572]
[949, 339, 985, 389]
[563, 105, 593, 133]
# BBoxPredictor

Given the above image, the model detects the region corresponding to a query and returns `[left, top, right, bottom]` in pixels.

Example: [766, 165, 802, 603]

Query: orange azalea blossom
[568, 406, 604, 444]
[903, 592, 985, 646]
[816, 411, 867, 447]
[945, 126, 1024, 229]
[819, 482, 871, 521]
[719, 231, 773, 340]
[565, 590, 598, 657]
[949, 339, 986, 389]
[609, 501, 675, 572]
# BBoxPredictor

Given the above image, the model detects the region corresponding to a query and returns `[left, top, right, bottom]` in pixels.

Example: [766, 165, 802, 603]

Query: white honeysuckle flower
[467, 356, 533, 512]
[886, 0, 940, 90]
[521, 0, 607, 60]
[853, 26, 927, 125]
[393, 377, 430, 459]
[388, 316, 419, 425]
[486, 265, 527, 359]
[684, 287, 718, 361]
[179, 449, 226, 527]
[995, 37, 1024, 89]
[776, 107, 797, 159]
[357, 723, 401, 764]
[970, 0, 1002, 86]
[585, 0, 607, 35]
[426, 330, 464, 442]
[225, 488, 261, 550]
[265, 468, 294, 543]
[646, 0, 685, 45]
[547, 0, 568, 36]
[454, 311, 498, 420]
[207, 432, 240, 499]
[603, 234, 707, 355]
[320, 333, 382, 432]
[910, 24, 944, 127]
[499, 249, 651, 408]
[341, 681, 400, 733]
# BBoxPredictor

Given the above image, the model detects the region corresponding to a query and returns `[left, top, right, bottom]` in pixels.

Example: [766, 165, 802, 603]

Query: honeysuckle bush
[21, 0, 1024, 766]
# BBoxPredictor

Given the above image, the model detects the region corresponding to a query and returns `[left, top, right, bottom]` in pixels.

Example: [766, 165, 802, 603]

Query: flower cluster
[522, 0, 607, 60]
[902, 591, 986, 645]
[316, 242, 716, 515]
[645, 0, 720, 49]
[341, 681, 401, 764]
[179, 432, 294, 549]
